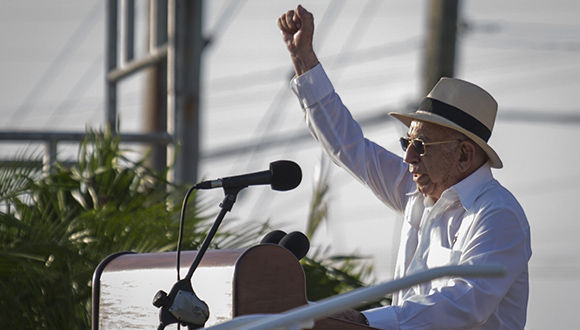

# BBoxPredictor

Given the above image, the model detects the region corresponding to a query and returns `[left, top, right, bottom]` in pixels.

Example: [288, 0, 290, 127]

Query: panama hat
[389, 77, 503, 168]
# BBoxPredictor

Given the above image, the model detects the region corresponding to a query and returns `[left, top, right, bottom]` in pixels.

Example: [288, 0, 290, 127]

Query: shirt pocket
[427, 245, 462, 289]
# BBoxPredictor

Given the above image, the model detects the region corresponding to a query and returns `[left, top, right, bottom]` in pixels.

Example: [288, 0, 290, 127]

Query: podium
[93, 244, 376, 329]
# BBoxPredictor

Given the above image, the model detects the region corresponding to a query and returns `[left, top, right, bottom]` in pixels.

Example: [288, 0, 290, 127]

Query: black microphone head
[279, 231, 310, 260]
[270, 160, 302, 191]
[260, 230, 287, 244]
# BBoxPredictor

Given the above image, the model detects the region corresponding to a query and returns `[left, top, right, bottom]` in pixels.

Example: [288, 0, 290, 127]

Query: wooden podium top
[93, 245, 377, 329]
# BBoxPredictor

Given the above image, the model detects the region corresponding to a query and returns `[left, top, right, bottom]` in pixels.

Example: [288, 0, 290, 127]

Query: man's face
[403, 120, 462, 201]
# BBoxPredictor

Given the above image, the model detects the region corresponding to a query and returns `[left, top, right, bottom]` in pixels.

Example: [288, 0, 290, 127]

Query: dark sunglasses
[399, 137, 459, 156]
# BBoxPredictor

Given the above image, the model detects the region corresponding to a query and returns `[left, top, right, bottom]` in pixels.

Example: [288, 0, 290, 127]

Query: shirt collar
[452, 163, 494, 210]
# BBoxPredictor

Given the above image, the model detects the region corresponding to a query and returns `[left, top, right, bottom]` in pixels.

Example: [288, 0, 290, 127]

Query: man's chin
[417, 184, 444, 201]
[417, 184, 433, 198]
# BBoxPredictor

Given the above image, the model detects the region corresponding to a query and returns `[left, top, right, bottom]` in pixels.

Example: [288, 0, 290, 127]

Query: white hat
[389, 77, 503, 168]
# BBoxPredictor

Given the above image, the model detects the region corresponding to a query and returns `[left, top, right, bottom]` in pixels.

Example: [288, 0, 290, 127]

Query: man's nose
[403, 144, 420, 164]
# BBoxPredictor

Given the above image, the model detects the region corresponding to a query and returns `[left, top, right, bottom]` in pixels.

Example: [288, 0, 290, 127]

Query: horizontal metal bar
[107, 45, 168, 82]
[0, 159, 44, 168]
[0, 131, 174, 145]
[206, 264, 506, 330]
[0, 159, 76, 169]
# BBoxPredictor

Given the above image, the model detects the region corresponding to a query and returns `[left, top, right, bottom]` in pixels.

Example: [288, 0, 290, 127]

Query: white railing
[205, 264, 505, 330]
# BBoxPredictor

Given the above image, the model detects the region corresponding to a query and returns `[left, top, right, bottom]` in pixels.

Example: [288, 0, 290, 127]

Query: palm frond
[306, 154, 331, 238]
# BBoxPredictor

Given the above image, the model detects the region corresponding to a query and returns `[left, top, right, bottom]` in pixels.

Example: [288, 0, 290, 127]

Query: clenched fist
[277, 5, 319, 76]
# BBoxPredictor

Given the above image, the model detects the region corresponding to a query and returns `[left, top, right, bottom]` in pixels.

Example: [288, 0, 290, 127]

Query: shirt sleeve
[364, 208, 531, 330]
[290, 63, 414, 212]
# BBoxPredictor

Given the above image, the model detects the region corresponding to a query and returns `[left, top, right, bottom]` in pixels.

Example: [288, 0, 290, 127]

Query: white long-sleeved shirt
[290, 63, 531, 329]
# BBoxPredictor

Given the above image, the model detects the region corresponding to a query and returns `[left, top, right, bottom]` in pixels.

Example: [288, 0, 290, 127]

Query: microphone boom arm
[154, 186, 243, 330]
[185, 186, 242, 280]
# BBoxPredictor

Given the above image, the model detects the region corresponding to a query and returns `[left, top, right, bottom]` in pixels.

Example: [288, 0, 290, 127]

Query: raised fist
[277, 5, 318, 75]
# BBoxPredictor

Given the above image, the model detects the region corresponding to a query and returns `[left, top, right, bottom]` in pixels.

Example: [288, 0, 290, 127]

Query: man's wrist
[291, 51, 319, 76]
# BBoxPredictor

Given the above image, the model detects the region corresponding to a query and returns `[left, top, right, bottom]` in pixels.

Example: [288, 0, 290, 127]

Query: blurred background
[1, 1, 579, 328]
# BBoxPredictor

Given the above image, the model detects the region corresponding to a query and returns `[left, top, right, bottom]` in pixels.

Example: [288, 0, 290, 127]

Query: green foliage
[302, 253, 369, 301]
[0, 130, 260, 329]
[0, 133, 384, 329]
[302, 253, 390, 310]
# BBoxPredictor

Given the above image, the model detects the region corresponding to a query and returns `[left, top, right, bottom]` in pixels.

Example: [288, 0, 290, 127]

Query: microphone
[195, 160, 302, 191]
[279, 231, 310, 260]
[260, 230, 287, 244]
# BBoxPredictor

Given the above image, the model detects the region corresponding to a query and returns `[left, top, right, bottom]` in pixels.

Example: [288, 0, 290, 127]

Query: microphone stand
[153, 186, 243, 330]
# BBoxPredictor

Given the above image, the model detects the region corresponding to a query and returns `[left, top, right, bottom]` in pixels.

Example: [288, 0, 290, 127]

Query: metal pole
[170, 0, 203, 184]
[145, 0, 168, 175]
[422, 0, 460, 95]
[106, 0, 119, 133]
[121, 0, 135, 63]
[149, 0, 157, 52]
[43, 138, 58, 174]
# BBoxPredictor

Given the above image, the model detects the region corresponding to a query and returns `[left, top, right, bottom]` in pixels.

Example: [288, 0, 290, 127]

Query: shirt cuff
[290, 63, 334, 108]
[362, 306, 400, 330]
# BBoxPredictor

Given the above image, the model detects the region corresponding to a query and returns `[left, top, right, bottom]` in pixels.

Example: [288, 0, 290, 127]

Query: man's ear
[458, 141, 475, 172]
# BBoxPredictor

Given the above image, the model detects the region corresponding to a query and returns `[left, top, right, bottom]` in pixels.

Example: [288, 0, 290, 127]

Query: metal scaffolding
[0, 0, 203, 185]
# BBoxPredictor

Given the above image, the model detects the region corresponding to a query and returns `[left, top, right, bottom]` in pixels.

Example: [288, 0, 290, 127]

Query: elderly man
[278, 6, 531, 330]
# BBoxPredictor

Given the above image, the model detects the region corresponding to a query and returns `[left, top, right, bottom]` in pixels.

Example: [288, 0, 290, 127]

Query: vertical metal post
[106, 0, 119, 133]
[149, 0, 158, 52]
[169, 0, 203, 184]
[43, 138, 57, 174]
[422, 0, 459, 95]
[145, 0, 168, 175]
[121, 0, 135, 63]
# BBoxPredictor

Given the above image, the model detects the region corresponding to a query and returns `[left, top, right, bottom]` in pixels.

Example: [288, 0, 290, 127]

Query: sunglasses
[399, 137, 459, 156]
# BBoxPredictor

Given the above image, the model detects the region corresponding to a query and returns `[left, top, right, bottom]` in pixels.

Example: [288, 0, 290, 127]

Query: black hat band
[419, 97, 492, 142]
